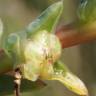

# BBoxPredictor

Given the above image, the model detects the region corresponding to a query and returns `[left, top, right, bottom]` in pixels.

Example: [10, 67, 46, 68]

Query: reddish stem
[56, 24, 96, 48]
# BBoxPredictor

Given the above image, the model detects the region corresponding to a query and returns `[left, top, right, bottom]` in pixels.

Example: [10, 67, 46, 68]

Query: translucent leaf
[50, 61, 88, 95]
[26, 1, 63, 38]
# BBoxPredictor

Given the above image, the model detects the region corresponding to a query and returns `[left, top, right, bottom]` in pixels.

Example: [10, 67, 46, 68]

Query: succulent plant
[0, 1, 88, 95]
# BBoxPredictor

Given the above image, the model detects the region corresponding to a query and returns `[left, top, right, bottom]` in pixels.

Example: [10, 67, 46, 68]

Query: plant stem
[14, 68, 22, 96]
[56, 24, 96, 48]
[14, 82, 20, 96]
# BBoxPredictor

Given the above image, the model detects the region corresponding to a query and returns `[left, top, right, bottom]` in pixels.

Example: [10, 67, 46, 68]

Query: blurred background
[0, 0, 96, 96]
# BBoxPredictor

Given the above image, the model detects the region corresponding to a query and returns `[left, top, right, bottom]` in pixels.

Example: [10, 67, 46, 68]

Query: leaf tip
[54, 0, 63, 9]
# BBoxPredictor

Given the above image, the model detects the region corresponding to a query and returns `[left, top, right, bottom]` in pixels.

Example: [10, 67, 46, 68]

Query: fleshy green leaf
[21, 30, 61, 81]
[26, 1, 63, 38]
[2, 1, 63, 71]
[50, 61, 88, 95]
[3, 33, 25, 68]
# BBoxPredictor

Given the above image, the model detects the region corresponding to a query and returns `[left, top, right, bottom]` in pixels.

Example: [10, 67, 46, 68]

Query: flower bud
[21, 30, 61, 81]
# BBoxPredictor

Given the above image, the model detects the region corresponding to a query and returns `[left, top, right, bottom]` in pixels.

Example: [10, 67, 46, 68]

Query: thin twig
[14, 68, 22, 96]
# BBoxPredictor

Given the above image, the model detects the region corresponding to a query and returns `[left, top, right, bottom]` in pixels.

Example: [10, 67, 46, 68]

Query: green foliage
[26, 1, 63, 38]
[2, 1, 63, 70]
[78, 0, 96, 24]
[51, 61, 88, 95]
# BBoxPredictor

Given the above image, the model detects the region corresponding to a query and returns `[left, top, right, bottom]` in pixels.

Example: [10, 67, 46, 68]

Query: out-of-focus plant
[77, 0, 96, 36]
[78, 0, 96, 24]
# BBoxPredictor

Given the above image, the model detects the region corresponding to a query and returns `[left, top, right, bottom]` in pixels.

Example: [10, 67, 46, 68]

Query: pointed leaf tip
[26, 1, 63, 38]
[52, 61, 88, 96]
[61, 73, 88, 95]
[52, 73, 88, 96]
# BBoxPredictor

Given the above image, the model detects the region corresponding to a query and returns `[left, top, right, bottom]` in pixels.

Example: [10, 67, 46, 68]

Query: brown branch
[14, 68, 22, 96]
[56, 23, 96, 48]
